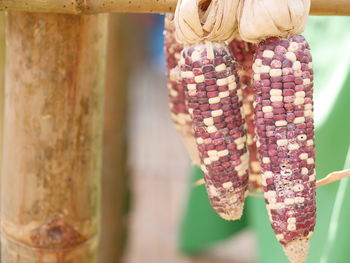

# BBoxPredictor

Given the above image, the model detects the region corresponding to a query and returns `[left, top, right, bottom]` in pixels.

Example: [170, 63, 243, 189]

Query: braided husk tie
[174, 0, 239, 45]
[237, 0, 311, 43]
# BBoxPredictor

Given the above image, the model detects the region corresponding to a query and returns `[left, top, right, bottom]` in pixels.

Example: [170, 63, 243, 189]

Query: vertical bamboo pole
[0, 12, 4, 164]
[1, 12, 108, 263]
[99, 14, 129, 263]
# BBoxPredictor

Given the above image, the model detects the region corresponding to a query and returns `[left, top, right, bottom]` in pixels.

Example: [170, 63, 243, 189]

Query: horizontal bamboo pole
[0, 0, 349, 15]
[1, 12, 107, 262]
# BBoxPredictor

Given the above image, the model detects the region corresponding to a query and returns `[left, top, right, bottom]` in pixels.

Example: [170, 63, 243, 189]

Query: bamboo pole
[1, 12, 108, 263]
[99, 14, 129, 263]
[0, 0, 349, 15]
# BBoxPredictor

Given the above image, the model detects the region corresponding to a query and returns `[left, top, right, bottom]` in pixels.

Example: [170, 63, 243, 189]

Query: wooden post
[1, 12, 108, 263]
[99, 14, 129, 263]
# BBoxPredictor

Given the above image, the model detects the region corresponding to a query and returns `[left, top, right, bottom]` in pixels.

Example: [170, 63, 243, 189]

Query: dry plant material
[179, 42, 249, 220]
[164, 14, 200, 166]
[253, 35, 315, 263]
[229, 40, 262, 192]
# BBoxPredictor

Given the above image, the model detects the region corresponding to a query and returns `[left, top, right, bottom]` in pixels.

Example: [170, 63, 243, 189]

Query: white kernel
[194, 74, 205, 83]
[227, 75, 236, 83]
[270, 69, 282, 77]
[218, 149, 229, 157]
[285, 198, 295, 205]
[237, 143, 245, 150]
[309, 174, 316, 182]
[276, 120, 287, 127]
[217, 78, 228, 86]
[207, 126, 217, 133]
[201, 165, 208, 174]
[277, 139, 288, 146]
[264, 190, 277, 198]
[203, 117, 214, 126]
[287, 217, 296, 224]
[276, 234, 284, 241]
[215, 63, 226, 72]
[286, 52, 297, 62]
[170, 89, 178, 97]
[295, 197, 305, 204]
[219, 91, 230, 98]
[292, 61, 301, 70]
[303, 78, 311, 85]
[187, 83, 197, 91]
[287, 224, 296, 231]
[301, 167, 309, 175]
[294, 117, 305, 124]
[306, 139, 314, 146]
[288, 42, 299, 52]
[181, 71, 194, 78]
[299, 153, 308, 160]
[207, 150, 218, 157]
[304, 110, 313, 117]
[262, 157, 271, 164]
[191, 50, 201, 61]
[222, 181, 233, 189]
[307, 158, 315, 164]
[293, 184, 304, 192]
[204, 158, 211, 165]
[228, 82, 237, 90]
[308, 62, 313, 69]
[260, 65, 271, 73]
[209, 97, 221, 104]
[263, 171, 274, 179]
[294, 97, 305, 105]
[196, 137, 204, 144]
[270, 89, 282, 96]
[262, 106, 273, 113]
[209, 155, 219, 162]
[211, 109, 223, 117]
[234, 137, 244, 145]
[263, 50, 275, 59]
[208, 185, 218, 196]
[288, 143, 300, 150]
[253, 74, 261, 81]
[271, 95, 283, 102]
[255, 59, 262, 66]
[295, 91, 306, 98]
[297, 134, 307, 141]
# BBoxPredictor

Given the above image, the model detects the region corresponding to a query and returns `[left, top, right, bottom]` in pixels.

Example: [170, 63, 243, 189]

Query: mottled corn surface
[229, 40, 262, 192]
[164, 14, 200, 166]
[165, 14, 189, 130]
[179, 42, 249, 220]
[252, 36, 316, 248]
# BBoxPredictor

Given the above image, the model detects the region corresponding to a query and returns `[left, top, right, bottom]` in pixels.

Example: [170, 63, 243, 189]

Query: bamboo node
[30, 217, 87, 250]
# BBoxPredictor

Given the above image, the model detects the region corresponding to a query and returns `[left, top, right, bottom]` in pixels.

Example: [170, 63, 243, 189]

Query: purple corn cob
[179, 41, 249, 220]
[253, 35, 316, 263]
[164, 14, 200, 166]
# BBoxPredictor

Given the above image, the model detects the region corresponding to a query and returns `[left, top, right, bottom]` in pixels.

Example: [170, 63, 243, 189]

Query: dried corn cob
[179, 41, 249, 220]
[229, 40, 262, 192]
[164, 14, 200, 167]
[252, 35, 316, 263]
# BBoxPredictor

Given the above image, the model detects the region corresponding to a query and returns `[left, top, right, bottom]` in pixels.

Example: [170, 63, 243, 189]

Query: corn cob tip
[283, 238, 309, 263]
[218, 203, 244, 221]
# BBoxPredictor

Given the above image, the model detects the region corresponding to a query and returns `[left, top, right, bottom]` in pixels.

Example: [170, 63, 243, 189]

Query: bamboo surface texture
[0, 0, 349, 15]
[1, 12, 108, 263]
[98, 14, 129, 263]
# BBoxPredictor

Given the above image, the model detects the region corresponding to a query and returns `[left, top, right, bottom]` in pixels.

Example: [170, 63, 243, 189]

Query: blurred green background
[179, 16, 350, 263]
